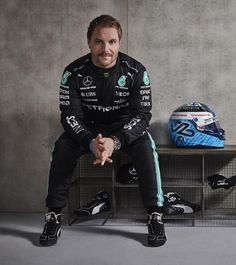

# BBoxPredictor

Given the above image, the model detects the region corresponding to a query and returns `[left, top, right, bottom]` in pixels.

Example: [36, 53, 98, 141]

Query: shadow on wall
[149, 121, 172, 145]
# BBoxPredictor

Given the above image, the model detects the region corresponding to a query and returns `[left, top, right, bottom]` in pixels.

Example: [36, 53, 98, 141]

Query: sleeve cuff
[112, 132, 127, 147]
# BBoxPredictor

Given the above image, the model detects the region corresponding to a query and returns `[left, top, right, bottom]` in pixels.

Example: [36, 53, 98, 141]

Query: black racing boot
[39, 212, 62, 246]
[147, 212, 167, 247]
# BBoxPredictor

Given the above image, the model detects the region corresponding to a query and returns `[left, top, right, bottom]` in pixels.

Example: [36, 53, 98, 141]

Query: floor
[0, 213, 236, 265]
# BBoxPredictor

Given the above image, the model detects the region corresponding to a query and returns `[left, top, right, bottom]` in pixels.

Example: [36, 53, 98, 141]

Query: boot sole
[39, 228, 61, 246]
[148, 236, 167, 247]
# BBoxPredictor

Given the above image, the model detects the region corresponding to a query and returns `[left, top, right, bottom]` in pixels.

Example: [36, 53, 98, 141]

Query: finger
[101, 157, 113, 165]
[93, 152, 106, 163]
[97, 139, 106, 145]
[93, 158, 102, 165]
[93, 157, 113, 166]
[100, 154, 108, 165]
[97, 144, 105, 151]
[99, 151, 108, 166]
[98, 138, 106, 144]
[101, 150, 108, 158]
[97, 133, 103, 139]
[106, 158, 113, 163]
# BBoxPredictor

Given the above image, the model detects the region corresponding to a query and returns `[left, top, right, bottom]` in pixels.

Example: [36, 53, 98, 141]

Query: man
[39, 14, 166, 247]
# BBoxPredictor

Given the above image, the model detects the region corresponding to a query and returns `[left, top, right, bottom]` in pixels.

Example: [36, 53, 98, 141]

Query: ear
[87, 40, 91, 49]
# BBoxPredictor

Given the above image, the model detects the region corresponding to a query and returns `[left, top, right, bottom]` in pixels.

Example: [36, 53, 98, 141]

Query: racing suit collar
[89, 54, 120, 78]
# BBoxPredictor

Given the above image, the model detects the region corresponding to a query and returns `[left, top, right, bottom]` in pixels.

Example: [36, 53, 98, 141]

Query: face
[88, 26, 120, 68]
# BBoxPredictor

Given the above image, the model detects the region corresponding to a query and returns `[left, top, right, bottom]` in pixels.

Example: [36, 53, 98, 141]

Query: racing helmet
[168, 102, 225, 148]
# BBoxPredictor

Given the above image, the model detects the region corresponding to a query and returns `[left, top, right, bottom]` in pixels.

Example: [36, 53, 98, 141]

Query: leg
[40, 132, 88, 246]
[46, 132, 88, 210]
[123, 131, 164, 212]
[123, 131, 166, 247]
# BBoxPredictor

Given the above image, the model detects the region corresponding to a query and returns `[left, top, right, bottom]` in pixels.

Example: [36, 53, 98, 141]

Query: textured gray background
[1, 0, 236, 212]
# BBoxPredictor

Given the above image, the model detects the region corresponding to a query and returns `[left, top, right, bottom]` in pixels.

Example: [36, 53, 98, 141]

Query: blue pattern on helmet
[168, 103, 225, 148]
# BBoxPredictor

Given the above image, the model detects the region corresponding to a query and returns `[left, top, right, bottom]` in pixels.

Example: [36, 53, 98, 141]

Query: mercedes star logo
[83, 76, 92, 86]
[129, 166, 137, 175]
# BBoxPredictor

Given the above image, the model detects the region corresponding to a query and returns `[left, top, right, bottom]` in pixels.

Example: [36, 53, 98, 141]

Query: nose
[103, 42, 110, 53]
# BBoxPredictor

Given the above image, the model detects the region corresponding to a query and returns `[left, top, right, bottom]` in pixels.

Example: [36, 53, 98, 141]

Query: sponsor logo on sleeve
[143, 71, 150, 86]
[66, 116, 85, 133]
[61, 71, 72, 85]
[124, 117, 141, 130]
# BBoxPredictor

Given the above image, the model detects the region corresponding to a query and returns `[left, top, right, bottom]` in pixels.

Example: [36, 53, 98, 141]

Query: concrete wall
[1, 0, 236, 212]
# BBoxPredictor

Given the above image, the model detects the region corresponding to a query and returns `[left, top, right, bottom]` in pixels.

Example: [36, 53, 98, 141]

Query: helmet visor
[203, 121, 225, 140]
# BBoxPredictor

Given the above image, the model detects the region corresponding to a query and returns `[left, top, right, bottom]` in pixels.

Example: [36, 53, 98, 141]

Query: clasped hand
[91, 133, 115, 166]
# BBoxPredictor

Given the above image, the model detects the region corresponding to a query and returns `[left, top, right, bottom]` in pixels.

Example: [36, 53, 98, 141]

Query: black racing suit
[46, 52, 164, 212]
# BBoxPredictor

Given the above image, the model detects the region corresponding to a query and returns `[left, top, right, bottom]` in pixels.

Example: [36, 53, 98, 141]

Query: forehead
[91, 26, 119, 40]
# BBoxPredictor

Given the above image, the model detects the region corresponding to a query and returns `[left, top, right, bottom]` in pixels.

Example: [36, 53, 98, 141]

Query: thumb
[97, 133, 102, 139]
